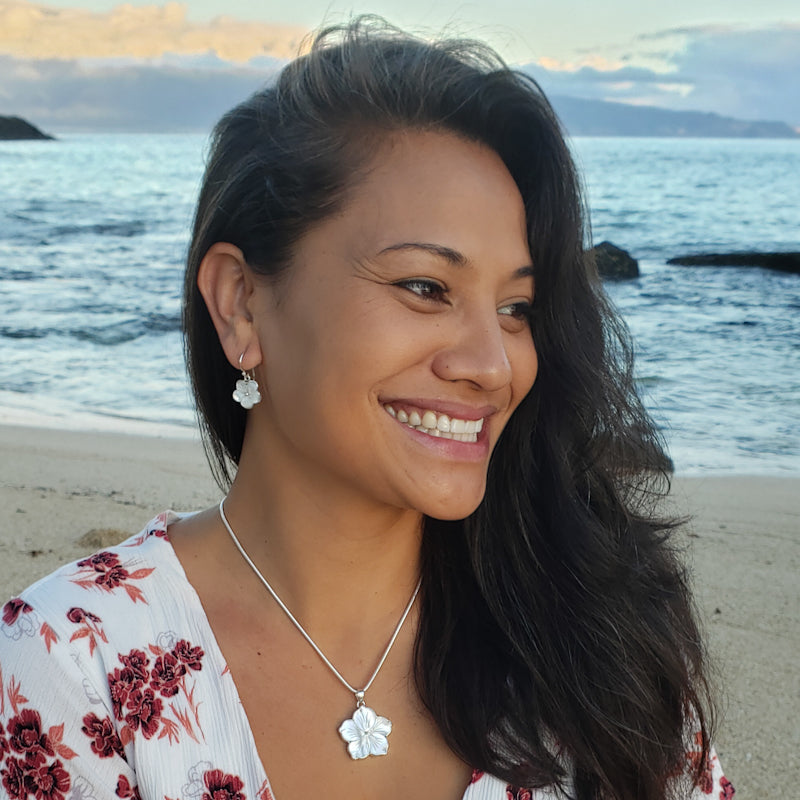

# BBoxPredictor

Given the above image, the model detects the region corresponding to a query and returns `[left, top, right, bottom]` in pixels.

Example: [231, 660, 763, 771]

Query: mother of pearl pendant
[338, 704, 392, 759]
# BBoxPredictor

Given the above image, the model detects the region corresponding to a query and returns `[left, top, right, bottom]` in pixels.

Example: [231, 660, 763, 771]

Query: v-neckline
[158, 511, 497, 800]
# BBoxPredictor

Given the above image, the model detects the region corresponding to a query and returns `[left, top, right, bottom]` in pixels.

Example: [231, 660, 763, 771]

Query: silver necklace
[218, 499, 421, 760]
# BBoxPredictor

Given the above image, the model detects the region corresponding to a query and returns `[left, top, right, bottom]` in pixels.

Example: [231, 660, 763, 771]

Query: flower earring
[232, 353, 262, 409]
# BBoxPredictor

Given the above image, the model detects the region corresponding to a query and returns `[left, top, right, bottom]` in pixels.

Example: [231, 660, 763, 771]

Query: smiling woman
[0, 16, 732, 800]
[197, 130, 538, 523]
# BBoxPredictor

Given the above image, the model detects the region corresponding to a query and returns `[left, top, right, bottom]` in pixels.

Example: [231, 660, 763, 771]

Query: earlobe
[197, 242, 262, 371]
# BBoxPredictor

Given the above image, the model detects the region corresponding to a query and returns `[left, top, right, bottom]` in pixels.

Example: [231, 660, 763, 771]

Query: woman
[0, 18, 732, 800]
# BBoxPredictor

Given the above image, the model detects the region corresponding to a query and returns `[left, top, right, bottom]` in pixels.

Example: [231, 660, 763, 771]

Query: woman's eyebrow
[378, 241, 534, 279]
[514, 265, 535, 279]
[377, 241, 468, 266]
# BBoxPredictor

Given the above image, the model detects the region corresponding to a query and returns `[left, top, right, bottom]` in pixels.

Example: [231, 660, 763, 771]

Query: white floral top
[0, 513, 734, 800]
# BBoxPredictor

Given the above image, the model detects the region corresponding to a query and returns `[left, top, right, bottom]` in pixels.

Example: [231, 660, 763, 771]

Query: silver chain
[218, 499, 421, 699]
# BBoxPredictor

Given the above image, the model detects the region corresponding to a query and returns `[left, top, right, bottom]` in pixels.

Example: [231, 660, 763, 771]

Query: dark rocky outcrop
[0, 116, 55, 140]
[667, 252, 800, 275]
[589, 241, 640, 280]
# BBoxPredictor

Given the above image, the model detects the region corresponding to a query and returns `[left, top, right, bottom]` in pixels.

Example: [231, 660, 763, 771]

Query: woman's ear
[197, 242, 262, 370]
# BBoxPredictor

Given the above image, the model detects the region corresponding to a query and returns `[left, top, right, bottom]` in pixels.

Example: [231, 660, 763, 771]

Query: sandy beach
[1, 422, 797, 796]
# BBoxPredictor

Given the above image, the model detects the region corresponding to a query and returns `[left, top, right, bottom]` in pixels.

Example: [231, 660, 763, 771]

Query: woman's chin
[413, 486, 486, 522]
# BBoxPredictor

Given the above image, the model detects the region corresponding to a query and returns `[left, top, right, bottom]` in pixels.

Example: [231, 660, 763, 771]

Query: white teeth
[384, 404, 484, 444]
[421, 410, 437, 430]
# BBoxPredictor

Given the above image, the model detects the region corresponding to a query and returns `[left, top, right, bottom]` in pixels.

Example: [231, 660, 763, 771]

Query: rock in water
[667, 252, 800, 275]
[0, 116, 55, 140]
[589, 241, 640, 279]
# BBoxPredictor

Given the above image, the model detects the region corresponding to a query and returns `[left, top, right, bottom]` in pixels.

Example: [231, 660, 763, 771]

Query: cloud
[668, 26, 800, 125]
[0, 0, 306, 60]
[1, 6, 797, 132]
[525, 24, 800, 127]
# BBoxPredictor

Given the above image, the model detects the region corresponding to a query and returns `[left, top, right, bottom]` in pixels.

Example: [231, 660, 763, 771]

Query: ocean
[1, 134, 798, 474]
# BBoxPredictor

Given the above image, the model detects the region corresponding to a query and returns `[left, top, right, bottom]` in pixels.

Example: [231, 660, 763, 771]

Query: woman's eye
[497, 301, 533, 321]
[394, 278, 447, 301]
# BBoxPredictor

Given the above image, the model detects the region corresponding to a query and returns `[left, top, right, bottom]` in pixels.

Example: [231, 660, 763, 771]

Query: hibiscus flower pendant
[338, 694, 392, 759]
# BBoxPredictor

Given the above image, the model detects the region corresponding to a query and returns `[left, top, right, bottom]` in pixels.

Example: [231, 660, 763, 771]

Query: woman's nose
[430, 310, 513, 392]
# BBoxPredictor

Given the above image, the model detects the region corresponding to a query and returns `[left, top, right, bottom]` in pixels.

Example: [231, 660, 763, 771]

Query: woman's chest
[218, 629, 474, 800]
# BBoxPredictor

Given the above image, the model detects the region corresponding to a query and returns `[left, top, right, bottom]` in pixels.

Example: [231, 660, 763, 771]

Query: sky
[1, 0, 799, 132]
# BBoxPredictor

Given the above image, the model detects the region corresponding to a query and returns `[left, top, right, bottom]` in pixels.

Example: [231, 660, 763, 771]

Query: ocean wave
[0, 268, 38, 280]
[0, 326, 48, 339]
[48, 220, 148, 238]
[0, 311, 181, 344]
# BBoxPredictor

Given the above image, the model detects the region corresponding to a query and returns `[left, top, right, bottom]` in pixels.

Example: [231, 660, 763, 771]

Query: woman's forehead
[334, 130, 529, 249]
[258, 128, 536, 304]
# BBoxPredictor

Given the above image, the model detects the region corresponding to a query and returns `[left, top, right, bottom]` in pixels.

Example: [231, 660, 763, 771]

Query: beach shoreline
[1, 423, 797, 795]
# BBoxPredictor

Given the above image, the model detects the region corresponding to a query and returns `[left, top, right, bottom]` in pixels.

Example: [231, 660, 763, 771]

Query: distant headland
[0, 116, 55, 140]
[550, 96, 800, 139]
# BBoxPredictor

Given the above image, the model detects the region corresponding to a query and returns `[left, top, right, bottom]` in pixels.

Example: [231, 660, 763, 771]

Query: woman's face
[248, 129, 538, 520]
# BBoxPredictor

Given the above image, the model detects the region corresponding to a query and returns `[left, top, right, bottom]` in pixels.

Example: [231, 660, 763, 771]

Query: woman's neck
[220, 437, 425, 650]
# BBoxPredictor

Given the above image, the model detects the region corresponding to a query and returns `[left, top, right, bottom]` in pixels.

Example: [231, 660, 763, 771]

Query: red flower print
[151, 653, 187, 697]
[25, 758, 71, 800]
[7, 709, 54, 760]
[95, 566, 131, 589]
[148, 524, 169, 540]
[71, 551, 154, 602]
[1, 721, 9, 759]
[119, 650, 150, 682]
[66, 608, 101, 624]
[719, 776, 735, 798]
[77, 552, 120, 572]
[506, 788, 533, 800]
[174, 640, 204, 671]
[116, 775, 142, 800]
[110, 642, 204, 743]
[688, 750, 714, 793]
[124, 688, 163, 739]
[67, 608, 106, 656]
[108, 667, 144, 720]
[81, 714, 124, 759]
[699, 771, 714, 793]
[1, 756, 27, 800]
[202, 769, 246, 800]
[2, 599, 33, 626]
[256, 780, 273, 800]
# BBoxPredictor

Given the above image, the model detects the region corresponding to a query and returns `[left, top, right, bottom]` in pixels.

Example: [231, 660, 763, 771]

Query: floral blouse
[0, 513, 734, 800]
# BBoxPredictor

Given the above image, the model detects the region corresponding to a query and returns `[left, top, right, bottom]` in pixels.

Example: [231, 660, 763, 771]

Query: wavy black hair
[183, 17, 714, 800]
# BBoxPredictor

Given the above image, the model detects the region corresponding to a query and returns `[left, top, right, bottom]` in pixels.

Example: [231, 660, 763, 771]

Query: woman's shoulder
[1, 511, 196, 657]
[0, 513, 248, 799]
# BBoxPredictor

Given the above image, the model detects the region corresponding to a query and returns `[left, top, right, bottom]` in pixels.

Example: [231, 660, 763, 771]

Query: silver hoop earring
[232, 353, 262, 409]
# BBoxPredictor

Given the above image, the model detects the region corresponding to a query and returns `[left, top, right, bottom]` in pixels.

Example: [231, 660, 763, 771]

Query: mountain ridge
[2, 97, 797, 138]
[549, 95, 799, 138]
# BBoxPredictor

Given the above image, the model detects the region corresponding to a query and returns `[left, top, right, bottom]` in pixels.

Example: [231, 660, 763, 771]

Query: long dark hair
[183, 17, 714, 799]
